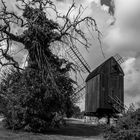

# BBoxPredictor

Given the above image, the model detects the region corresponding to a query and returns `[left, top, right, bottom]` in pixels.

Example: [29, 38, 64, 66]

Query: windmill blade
[75, 82, 85, 94]
[65, 45, 91, 96]
[66, 45, 91, 73]
[72, 82, 86, 103]
[113, 54, 124, 65]
[50, 41, 91, 73]
[50, 42, 91, 95]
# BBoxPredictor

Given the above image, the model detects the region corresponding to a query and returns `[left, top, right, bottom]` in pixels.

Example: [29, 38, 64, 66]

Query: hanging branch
[0, 0, 26, 71]
[54, 2, 102, 53]
[0, 0, 102, 98]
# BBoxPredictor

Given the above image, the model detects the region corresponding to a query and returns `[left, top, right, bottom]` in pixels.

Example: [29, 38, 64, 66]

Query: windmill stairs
[107, 54, 128, 115]
[108, 95, 128, 114]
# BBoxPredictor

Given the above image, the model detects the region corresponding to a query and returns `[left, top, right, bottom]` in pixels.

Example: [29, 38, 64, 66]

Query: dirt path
[0, 119, 104, 140]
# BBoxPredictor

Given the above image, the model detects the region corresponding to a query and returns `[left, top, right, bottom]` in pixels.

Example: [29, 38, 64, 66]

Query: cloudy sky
[57, 0, 140, 109]
[93, 0, 140, 108]
[1, 0, 140, 110]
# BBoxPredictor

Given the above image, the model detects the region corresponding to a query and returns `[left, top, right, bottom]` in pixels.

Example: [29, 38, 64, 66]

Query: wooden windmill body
[85, 56, 126, 118]
[62, 43, 126, 118]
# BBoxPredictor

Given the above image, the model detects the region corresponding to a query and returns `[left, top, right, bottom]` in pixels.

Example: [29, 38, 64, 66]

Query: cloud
[56, 0, 140, 108]
[4, 0, 140, 109]
[54, 0, 140, 108]
[93, 0, 115, 15]
[122, 58, 140, 97]
[104, 0, 140, 54]
[0, 0, 21, 14]
[103, 0, 140, 103]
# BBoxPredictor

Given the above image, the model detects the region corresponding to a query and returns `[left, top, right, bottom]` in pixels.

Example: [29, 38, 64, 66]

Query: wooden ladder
[108, 95, 128, 114]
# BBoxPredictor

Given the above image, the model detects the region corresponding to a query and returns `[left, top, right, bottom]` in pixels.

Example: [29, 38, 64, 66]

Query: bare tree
[0, 0, 103, 105]
[0, 0, 102, 131]
[0, 0, 100, 74]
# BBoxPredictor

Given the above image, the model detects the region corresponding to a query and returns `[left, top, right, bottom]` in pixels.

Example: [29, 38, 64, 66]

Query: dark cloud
[100, 0, 115, 15]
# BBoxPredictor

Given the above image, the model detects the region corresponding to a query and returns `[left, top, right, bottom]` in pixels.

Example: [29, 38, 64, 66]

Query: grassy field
[0, 119, 104, 140]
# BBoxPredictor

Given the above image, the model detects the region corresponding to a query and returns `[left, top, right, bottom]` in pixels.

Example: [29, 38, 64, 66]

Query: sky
[98, 0, 140, 108]
[56, 0, 140, 110]
[91, 0, 140, 109]
[1, 0, 140, 110]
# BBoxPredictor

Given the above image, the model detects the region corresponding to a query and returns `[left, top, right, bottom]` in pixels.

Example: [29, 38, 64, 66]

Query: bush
[104, 108, 140, 140]
[0, 68, 75, 132]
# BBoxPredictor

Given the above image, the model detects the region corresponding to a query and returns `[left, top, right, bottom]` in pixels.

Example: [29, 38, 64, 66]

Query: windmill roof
[85, 57, 124, 82]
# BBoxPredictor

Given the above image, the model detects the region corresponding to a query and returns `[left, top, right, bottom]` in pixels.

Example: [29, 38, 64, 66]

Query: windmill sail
[66, 46, 91, 73]
[65, 45, 91, 96]
[75, 82, 85, 94]
[114, 54, 124, 65]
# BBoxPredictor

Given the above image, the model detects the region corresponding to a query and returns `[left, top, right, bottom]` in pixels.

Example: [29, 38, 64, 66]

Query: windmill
[62, 42, 125, 98]
[61, 43, 129, 118]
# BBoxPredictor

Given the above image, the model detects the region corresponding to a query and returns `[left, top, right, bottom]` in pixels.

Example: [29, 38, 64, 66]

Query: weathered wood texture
[85, 75, 100, 113]
[85, 57, 124, 116]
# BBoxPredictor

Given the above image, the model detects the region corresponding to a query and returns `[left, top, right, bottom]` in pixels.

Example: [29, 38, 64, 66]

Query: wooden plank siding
[85, 57, 124, 116]
[85, 75, 100, 113]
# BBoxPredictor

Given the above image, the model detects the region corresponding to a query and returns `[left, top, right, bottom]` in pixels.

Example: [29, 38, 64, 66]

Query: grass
[0, 119, 104, 140]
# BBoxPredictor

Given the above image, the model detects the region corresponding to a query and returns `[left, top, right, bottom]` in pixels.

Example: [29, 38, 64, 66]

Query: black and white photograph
[0, 0, 140, 140]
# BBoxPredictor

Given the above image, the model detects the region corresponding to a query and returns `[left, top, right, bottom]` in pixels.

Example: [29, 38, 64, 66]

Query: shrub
[0, 68, 75, 132]
[104, 108, 140, 140]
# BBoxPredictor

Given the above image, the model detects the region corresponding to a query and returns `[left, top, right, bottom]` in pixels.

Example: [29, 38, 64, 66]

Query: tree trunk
[107, 116, 110, 124]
